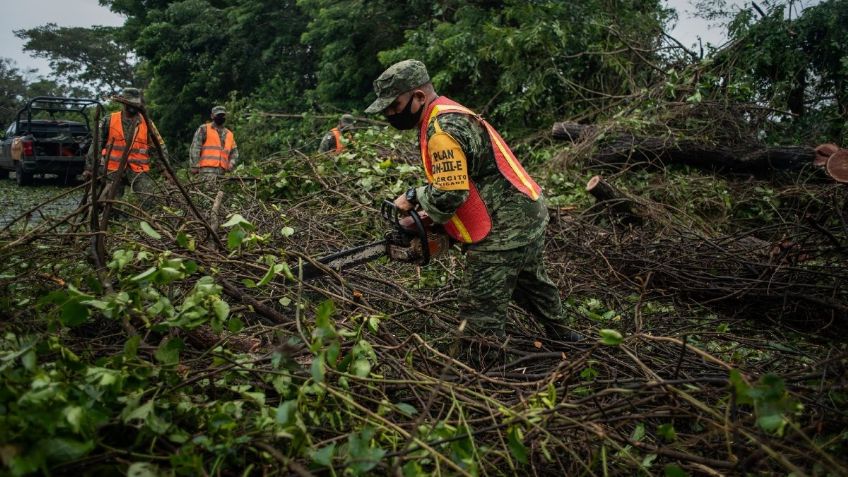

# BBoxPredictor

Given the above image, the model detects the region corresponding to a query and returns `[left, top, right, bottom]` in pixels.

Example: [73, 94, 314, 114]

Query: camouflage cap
[364, 60, 430, 114]
[339, 114, 355, 131]
[211, 105, 227, 116]
[120, 87, 144, 105]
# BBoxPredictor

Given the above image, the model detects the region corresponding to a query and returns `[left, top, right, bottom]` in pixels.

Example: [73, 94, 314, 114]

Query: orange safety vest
[198, 123, 236, 169]
[331, 127, 344, 153]
[102, 112, 150, 173]
[419, 96, 542, 244]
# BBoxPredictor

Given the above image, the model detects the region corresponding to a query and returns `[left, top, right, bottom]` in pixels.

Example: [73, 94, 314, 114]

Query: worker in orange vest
[90, 87, 166, 210]
[318, 114, 355, 153]
[365, 60, 577, 363]
[190, 105, 239, 183]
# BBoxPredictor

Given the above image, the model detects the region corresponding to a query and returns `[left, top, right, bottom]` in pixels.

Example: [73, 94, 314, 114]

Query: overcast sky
[0, 0, 788, 79]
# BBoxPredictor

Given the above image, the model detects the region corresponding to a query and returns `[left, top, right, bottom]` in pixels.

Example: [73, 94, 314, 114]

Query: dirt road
[0, 175, 85, 228]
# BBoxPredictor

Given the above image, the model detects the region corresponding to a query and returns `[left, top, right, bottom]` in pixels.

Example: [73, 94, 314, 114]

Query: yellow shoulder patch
[428, 132, 470, 191]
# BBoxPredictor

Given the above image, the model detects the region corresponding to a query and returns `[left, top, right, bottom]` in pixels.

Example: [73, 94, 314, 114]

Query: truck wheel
[15, 161, 33, 186]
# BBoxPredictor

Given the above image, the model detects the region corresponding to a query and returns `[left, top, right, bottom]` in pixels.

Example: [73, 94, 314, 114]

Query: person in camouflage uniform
[318, 114, 355, 153]
[189, 105, 239, 184]
[89, 87, 165, 210]
[365, 60, 573, 351]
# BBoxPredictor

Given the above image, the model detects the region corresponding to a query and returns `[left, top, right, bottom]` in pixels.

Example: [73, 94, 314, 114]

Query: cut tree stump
[815, 143, 839, 167]
[586, 175, 643, 225]
[826, 150, 848, 183]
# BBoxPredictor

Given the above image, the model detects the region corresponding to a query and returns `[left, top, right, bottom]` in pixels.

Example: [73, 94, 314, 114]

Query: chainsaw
[297, 200, 452, 280]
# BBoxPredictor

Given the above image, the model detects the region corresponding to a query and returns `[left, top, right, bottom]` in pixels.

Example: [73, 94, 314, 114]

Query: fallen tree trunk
[553, 121, 817, 176]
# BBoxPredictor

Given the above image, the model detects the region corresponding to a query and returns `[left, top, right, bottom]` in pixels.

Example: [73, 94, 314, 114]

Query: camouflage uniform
[318, 114, 355, 153]
[417, 111, 564, 338]
[366, 60, 567, 341]
[189, 106, 240, 181]
[90, 88, 165, 210]
[189, 106, 238, 216]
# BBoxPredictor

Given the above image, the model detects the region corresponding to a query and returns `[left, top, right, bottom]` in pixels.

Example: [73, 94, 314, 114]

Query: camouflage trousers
[457, 234, 565, 338]
[98, 170, 156, 211]
[195, 168, 225, 221]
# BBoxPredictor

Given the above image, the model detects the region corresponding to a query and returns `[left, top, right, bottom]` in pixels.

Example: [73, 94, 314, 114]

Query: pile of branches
[550, 176, 848, 323]
[0, 120, 846, 476]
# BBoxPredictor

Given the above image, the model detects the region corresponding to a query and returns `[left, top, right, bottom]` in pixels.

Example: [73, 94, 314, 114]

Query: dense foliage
[14, 23, 135, 96]
[1, 0, 847, 475]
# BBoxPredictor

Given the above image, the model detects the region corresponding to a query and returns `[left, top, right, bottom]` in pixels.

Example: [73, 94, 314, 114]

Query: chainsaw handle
[381, 200, 430, 266]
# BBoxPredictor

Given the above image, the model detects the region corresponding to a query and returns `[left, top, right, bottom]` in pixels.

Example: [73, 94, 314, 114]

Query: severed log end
[814, 143, 839, 167]
[586, 175, 620, 202]
[826, 150, 848, 183]
[586, 175, 643, 225]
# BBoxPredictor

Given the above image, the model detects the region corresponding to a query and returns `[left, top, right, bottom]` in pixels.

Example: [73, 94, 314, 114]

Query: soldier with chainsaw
[318, 114, 355, 154]
[365, 59, 571, 353]
[90, 87, 165, 209]
[190, 105, 239, 182]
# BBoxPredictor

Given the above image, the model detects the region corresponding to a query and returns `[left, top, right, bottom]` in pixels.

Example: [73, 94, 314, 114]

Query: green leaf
[64, 406, 84, 433]
[124, 400, 154, 422]
[631, 422, 646, 441]
[139, 221, 161, 239]
[351, 359, 371, 377]
[276, 400, 298, 426]
[42, 437, 94, 461]
[599, 328, 623, 346]
[311, 443, 335, 467]
[347, 427, 385, 474]
[257, 263, 276, 286]
[130, 267, 158, 282]
[395, 402, 418, 417]
[368, 315, 380, 333]
[756, 413, 786, 433]
[221, 213, 254, 230]
[155, 337, 183, 366]
[21, 349, 37, 371]
[60, 299, 89, 327]
[729, 369, 752, 405]
[664, 463, 689, 477]
[124, 335, 141, 359]
[176, 231, 189, 248]
[641, 453, 658, 468]
[657, 423, 677, 442]
[227, 228, 246, 251]
[280, 226, 295, 237]
[507, 426, 528, 464]
[227, 317, 244, 333]
[279, 262, 294, 281]
[316, 299, 335, 322]
[311, 354, 325, 383]
[127, 462, 163, 477]
[212, 299, 230, 321]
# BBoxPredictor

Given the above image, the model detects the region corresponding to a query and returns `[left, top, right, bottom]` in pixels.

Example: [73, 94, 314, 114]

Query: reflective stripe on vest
[419, 96, 543, 243]
[198, 123, 235, 169]
[102, 112, 150, 173]
[331, 127, 344, 153]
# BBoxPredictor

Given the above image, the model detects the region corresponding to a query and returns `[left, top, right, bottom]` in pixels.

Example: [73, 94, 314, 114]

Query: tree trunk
[552, 121, 818, 176]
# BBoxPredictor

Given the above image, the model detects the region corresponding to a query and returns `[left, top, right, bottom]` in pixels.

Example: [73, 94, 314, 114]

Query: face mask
[385, 94, 423, 130]
[125, 106, 139, 116]
[213, 116, 226, 126]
